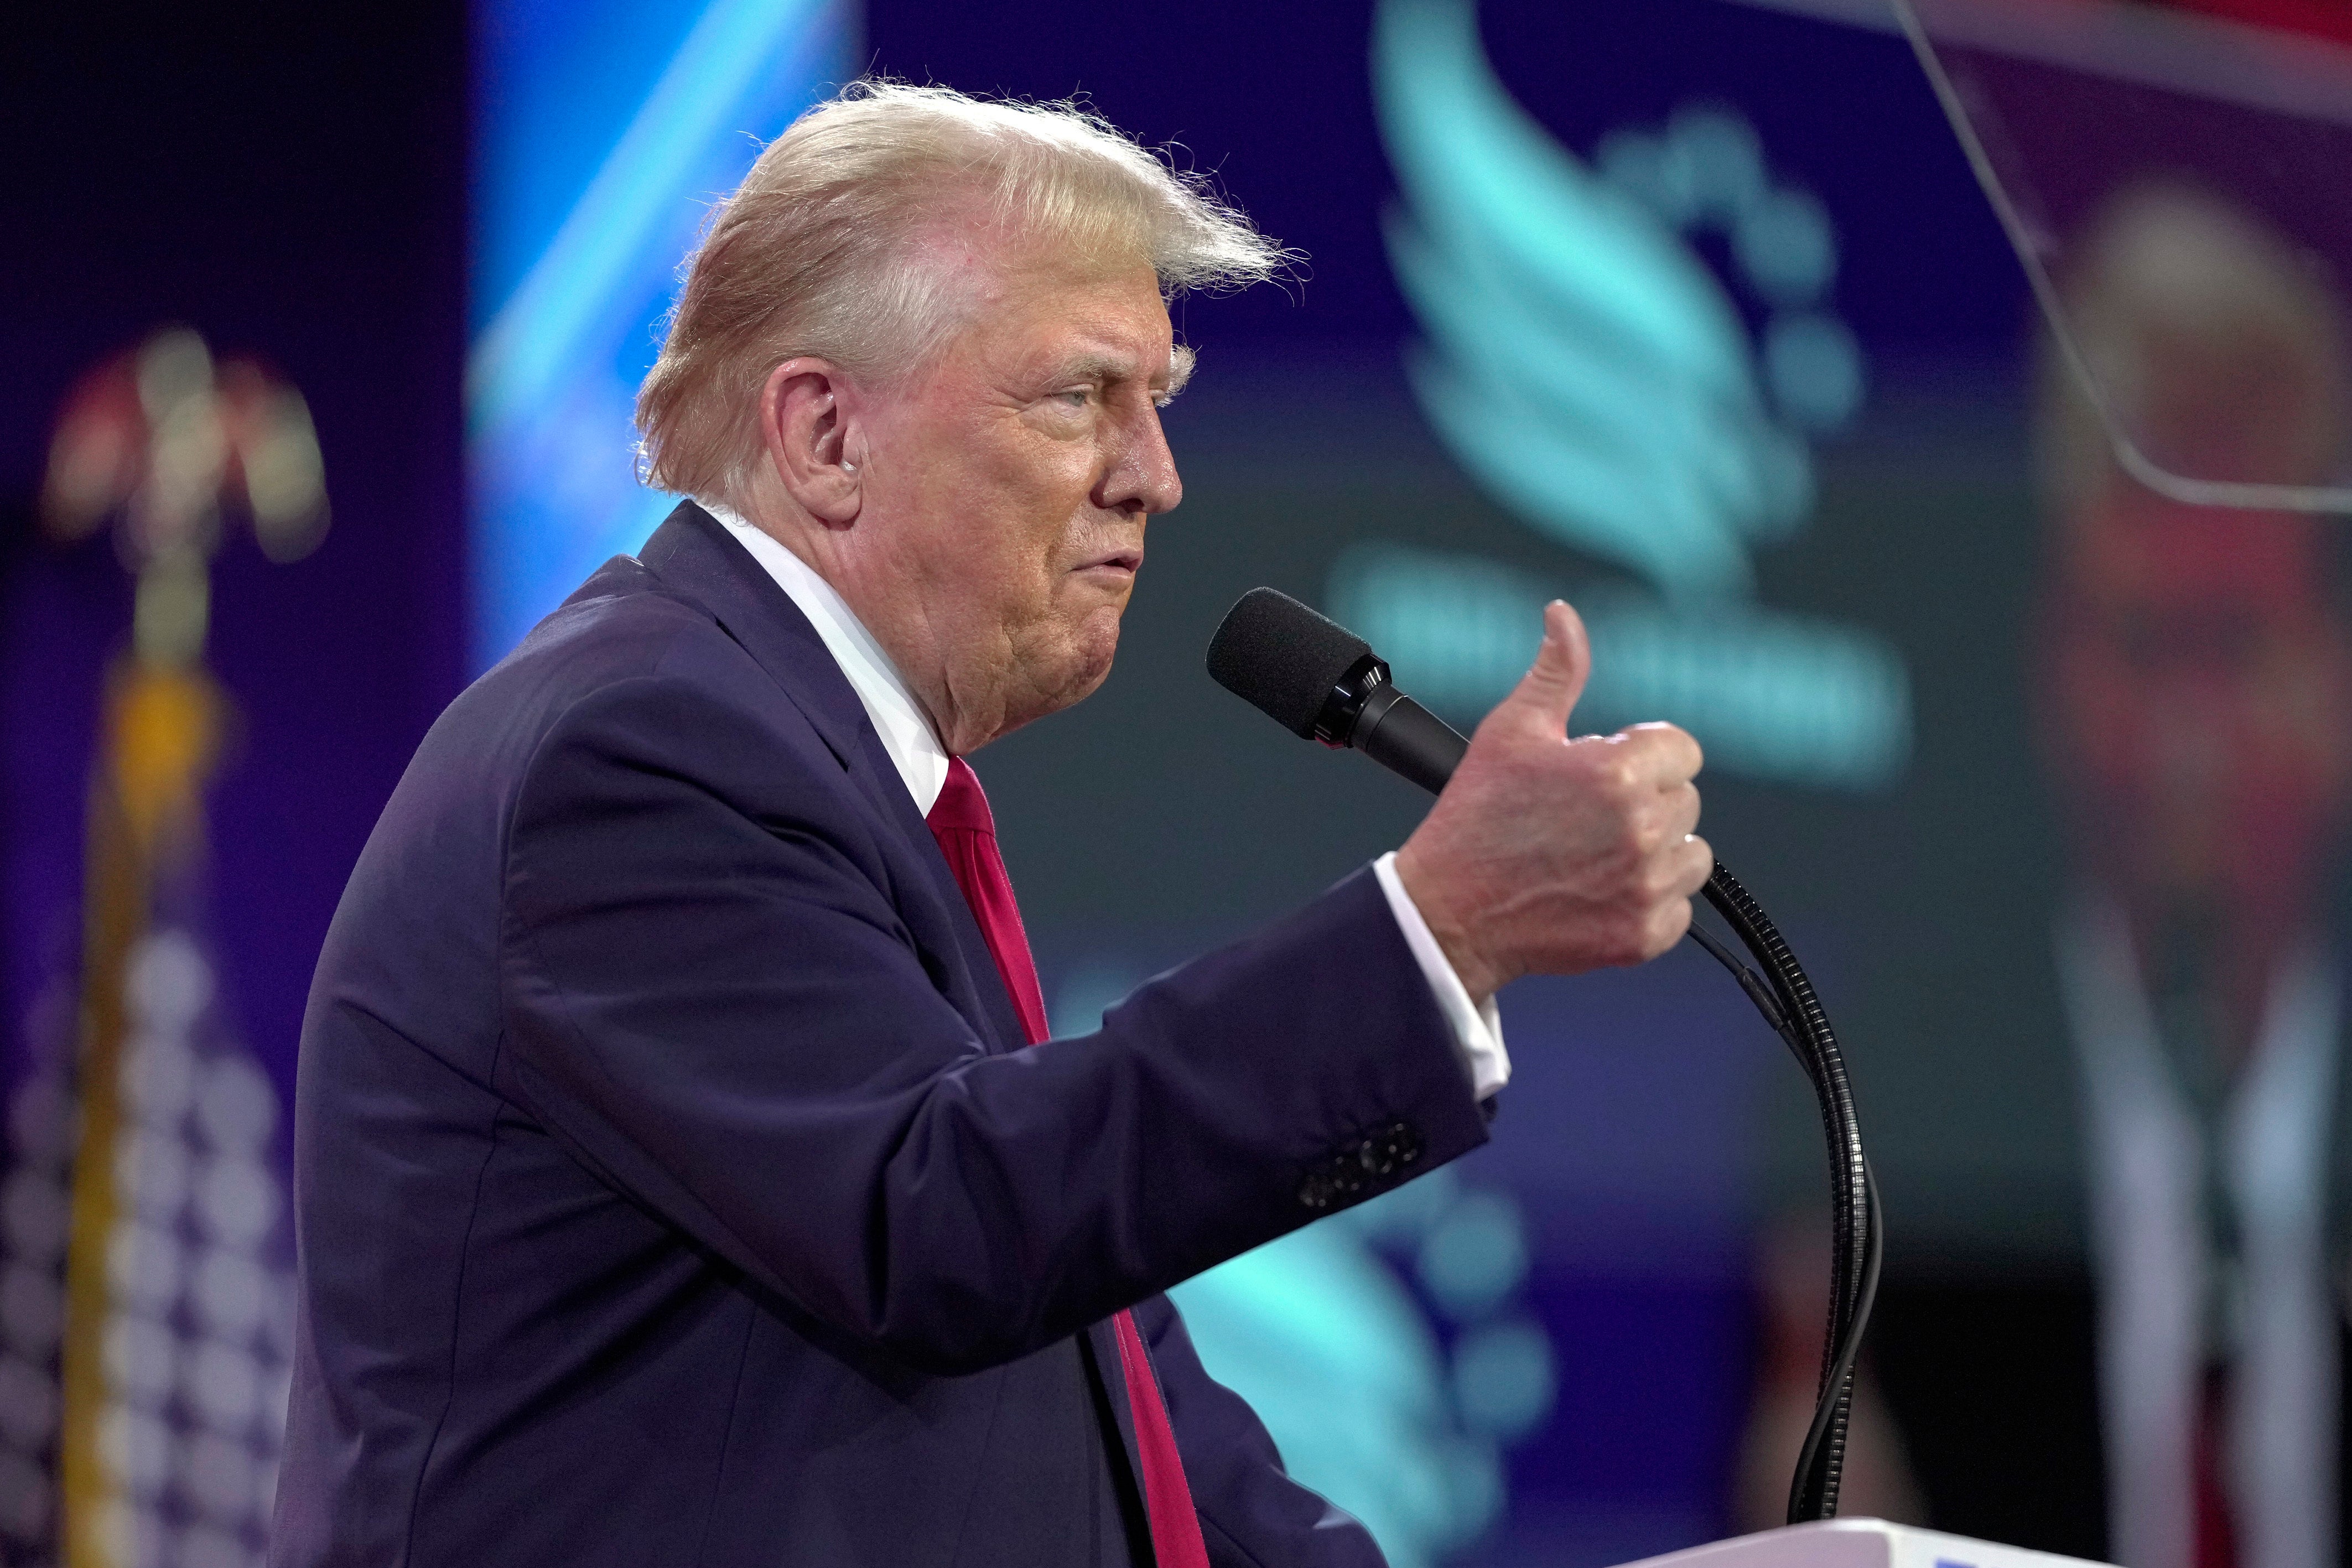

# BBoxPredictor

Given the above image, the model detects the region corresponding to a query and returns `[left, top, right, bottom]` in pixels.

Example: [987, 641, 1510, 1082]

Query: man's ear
[759, 358, 864, 527]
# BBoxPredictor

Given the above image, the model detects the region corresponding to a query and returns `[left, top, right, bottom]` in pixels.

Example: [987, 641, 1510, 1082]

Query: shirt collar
[700, 500, 951, 815]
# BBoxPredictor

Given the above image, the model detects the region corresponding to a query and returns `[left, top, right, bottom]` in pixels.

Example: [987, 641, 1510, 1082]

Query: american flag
[0, 925, 296, 1568]
[3, 328, 321, 1568]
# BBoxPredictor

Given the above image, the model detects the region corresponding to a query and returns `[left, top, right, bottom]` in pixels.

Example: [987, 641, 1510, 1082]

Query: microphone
[1203, 587, 1467, 793]
[1204, 584, 1881, 1527]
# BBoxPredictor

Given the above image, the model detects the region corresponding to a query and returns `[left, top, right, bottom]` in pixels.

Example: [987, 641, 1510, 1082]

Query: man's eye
[1056, 388, 1092, 408]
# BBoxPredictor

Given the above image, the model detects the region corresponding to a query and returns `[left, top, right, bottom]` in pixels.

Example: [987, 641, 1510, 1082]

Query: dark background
[1, 1, 468, 1110]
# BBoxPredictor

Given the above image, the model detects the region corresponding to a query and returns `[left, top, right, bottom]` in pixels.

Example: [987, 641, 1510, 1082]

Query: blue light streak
[469, 0, 855, 671]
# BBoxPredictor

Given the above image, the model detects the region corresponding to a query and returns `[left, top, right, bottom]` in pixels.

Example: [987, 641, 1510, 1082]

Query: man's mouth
[1078, 550, 1143, 576]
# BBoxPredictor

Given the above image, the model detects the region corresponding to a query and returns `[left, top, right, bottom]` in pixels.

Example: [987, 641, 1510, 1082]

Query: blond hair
[2038, 182, 2349, 506]
[635, 80, 1289, 507]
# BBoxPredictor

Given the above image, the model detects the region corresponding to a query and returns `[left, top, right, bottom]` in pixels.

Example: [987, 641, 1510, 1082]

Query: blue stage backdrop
[470, 0, 857, 670]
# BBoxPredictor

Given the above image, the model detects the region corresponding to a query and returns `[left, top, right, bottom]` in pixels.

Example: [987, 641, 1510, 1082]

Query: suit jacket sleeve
[497, 662, 1491, 1375]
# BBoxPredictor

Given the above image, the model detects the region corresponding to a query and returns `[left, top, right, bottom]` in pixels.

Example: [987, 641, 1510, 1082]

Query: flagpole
[58, 612, 224, 1568]
[37, 327, 324, 1568]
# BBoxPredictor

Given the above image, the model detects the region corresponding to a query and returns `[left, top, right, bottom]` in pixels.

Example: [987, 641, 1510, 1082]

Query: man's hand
[1393, 601, 1711, 1003]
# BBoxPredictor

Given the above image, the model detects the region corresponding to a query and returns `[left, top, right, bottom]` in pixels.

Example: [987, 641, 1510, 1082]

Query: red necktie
[926, 756, 1212, 1568]
[2192, 1365, 2236, 1568]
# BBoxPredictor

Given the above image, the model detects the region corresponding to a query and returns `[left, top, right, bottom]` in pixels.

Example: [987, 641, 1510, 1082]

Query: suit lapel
[1084, 1317, 1150, 1522]
[848, 722, 1035, 1056]
[634, 501, 1034, 1057]
[635, 502, 865, 766]
[635, 502, 1154, 1510]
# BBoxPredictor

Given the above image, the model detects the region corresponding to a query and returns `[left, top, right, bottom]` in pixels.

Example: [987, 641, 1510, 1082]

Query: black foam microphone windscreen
[1203, 588, 1370, 739]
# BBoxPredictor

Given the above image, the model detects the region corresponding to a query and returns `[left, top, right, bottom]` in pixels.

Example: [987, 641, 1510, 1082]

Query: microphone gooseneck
[1206, 587, 1881, 1525]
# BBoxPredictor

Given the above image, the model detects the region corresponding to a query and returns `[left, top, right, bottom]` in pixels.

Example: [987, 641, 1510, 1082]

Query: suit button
[1301, 1121, 1425, 1210]
[1362, 1121, 1420, 1176]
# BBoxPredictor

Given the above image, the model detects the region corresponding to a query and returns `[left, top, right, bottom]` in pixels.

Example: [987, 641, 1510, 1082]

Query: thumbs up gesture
[1393, 601, 1711, 1002]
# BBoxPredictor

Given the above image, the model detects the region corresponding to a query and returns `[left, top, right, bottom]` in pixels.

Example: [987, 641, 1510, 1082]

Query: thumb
[1505, 600, 1591, 729]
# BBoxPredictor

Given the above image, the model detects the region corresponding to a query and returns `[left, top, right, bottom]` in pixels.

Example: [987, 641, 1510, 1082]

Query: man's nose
[1102, 404, 1182, 517]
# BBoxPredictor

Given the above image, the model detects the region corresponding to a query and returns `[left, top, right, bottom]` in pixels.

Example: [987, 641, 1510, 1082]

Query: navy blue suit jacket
[271, 503, 1493, 1566]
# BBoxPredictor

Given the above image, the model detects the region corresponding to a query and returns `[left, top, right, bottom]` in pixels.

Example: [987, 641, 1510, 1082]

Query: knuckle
[1647, 717, 1699, 747]
[1627, 724, 1702, 752]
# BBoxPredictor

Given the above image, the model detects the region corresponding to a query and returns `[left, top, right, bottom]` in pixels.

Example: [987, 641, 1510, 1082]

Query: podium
[1614, 1519, 2111, 1568]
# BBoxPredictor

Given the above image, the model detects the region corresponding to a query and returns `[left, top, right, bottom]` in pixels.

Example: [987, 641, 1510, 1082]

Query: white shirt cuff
[1371, 851, 1509, 1100]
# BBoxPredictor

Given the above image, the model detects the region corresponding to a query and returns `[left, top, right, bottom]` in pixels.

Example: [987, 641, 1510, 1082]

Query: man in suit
[271, 82, 1712, 1566]
[1743, 184, 2352, 1567]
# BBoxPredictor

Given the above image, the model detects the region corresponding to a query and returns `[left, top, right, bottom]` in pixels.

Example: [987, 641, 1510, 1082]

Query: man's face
[840, 243, 1187, 754]
[2041, 493, 2352, 926]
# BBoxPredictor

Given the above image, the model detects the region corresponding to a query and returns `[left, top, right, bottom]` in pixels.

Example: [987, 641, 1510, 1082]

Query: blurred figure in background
[2037, 184, 2352, 1568]
[1740, 183, 2352, 1568]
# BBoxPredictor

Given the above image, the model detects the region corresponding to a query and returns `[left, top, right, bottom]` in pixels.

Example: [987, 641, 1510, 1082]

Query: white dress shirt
[2056, 899, 2338, 1568]
[703, 502, 1510, 1098]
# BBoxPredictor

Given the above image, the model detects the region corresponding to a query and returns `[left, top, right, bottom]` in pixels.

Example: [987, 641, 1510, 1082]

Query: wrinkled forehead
[933, 231, 1178, 375]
